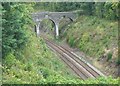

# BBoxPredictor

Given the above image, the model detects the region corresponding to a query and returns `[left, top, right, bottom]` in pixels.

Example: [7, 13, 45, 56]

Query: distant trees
[34, 2, 119, 20]
[34, 2, 81, 12]
[2, 2, 33, 57]
[93, 2, 119, 20]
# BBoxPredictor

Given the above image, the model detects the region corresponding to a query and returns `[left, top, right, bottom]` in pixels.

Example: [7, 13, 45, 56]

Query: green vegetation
[60, 15, 118, 64]
[2, 2, 34, 57]
[2, 2, 78, 84]
[34, 2, 119, 20]
[1, 2, 119, 84]
[40, 19, 54, 33]
[2, 28, 78, 84]
[107, 52, 113, 61]
[2, 32, 119, 84]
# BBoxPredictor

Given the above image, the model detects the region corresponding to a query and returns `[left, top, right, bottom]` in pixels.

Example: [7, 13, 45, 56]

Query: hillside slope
[60, 15, 119, 77]
[2, 28, 119, 84]
[2, 28, 78, 84]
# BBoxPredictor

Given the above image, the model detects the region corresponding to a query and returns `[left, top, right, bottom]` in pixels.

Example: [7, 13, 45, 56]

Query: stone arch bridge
[32, 11, 77, 38]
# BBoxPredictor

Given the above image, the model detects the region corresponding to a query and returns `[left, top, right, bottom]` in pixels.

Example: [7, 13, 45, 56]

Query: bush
[68, 36, 74, 47]
[2, 3, 33, 57]
[61, 16, 118, 60]
[116, 58, 120, 65]
[4, 53, 16, 68]
[107, 52, 113, 61]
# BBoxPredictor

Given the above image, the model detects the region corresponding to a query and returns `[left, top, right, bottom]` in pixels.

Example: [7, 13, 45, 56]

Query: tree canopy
[2, 2, 33, 57]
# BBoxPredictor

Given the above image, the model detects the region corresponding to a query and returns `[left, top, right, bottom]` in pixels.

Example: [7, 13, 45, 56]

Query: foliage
[40, 19, 54, 33]
[2, 2, 33, 57]
[2, 28, 77, 84]
[34, 2, 81, 12]
[107, 52, 113, 61]
[2, 15, 119, 84]
[61, 16, 118, 63]
[116, 58, 120, 65]
[2, 2, 119, 84]
[34, 2, 119, 20]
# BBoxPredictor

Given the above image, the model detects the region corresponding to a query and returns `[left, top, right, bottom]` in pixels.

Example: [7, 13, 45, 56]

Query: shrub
[116, 58, 120, 65]
[4, 53, 16, 68]
[2, 3, 33, 57]
[68, 37, 74, 47]
[107, 52, 113, 61]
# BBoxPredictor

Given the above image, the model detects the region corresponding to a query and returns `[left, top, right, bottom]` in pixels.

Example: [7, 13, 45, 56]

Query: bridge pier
[55, 23, 59, 39]
[36, 23, 40, 37]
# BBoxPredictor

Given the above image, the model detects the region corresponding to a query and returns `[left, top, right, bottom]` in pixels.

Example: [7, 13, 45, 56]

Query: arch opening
[59, 16, 73, 38]
[39, 18, 56, 37]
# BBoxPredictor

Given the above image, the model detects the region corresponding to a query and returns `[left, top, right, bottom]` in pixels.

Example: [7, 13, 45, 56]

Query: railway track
[43, 37, 105, 80]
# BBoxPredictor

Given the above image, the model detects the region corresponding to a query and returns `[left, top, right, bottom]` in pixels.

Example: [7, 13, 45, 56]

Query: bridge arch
[40, 18, 55, 31]
[35, 17, 59, 37]
[58, 16, 73, 37]
[39, 18, 56, 35]
[32, 11, 77, 38]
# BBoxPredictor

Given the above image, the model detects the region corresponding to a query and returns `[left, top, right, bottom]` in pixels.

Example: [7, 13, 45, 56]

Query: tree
[2, 2, 33, 57]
